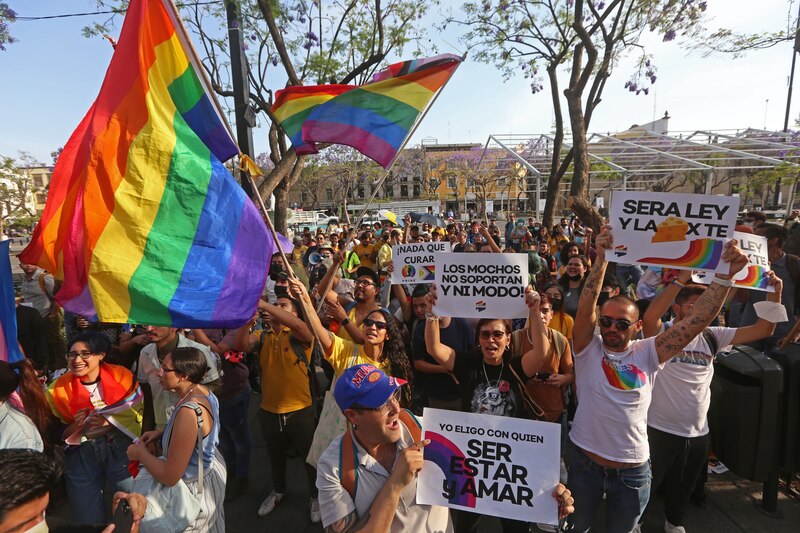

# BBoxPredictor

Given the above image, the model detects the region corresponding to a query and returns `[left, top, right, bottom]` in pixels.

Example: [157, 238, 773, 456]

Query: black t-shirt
[452, 351, 530, 418]
[411, 318, 473, 400]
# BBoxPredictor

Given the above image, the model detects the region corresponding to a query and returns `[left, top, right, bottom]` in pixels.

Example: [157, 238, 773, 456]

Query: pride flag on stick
[0, 240, 24, 364]
[20, 0, 272, 328]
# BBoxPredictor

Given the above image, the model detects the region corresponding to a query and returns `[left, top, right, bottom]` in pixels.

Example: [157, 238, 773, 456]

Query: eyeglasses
[479, 330, 507, 341]
[159, 365, 177, 373]
[355, 279, 377, 287]
[363, 318, 387, 330]
[598, 316, 633, 331]
[355, 389, 401, 414]
[66, 351, 96, 361]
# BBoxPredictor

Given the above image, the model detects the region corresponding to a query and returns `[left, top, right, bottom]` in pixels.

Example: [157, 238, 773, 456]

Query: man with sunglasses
[567, 227, 749, 533]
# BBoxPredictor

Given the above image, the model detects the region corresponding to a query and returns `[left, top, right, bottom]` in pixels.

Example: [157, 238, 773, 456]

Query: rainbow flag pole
[313, 53, 466, 312]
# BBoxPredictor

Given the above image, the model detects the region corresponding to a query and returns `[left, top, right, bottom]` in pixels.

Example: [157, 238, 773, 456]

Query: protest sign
[691, 231, 774, 292]
[433, 252, 528, 319]
[418, 408, 561, 525]
[609, 191, 738, 273]
[390, 241, 451, 285]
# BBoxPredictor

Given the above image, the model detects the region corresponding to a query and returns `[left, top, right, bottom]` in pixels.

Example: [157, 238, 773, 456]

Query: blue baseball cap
[334, 364, 407, 412]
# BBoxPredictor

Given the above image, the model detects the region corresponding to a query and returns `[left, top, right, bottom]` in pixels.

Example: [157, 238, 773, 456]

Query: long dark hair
[557, 255, 589, 290]
[558, 240, 581, 266]
[0, 359, 52, 451]
[367, 309, 414, 409]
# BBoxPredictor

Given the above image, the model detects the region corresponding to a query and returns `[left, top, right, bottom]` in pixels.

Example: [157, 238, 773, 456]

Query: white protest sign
[390, 241, 451, 285]
[418, 408, 561, 525]
[433, 252, 528, 319]
[609, 191, 738, 273]
[691, 231, 774, 292]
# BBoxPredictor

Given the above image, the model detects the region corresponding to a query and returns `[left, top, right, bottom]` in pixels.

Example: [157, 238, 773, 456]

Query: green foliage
[0, 2, 16, 51]
[0, 153, 40, 228]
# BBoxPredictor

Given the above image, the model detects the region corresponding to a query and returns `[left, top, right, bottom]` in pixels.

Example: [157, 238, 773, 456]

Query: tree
[89, 0, 436, 233]
[0, 3, 16, 51]
[452, 0, 709, 229]
[0, 152, 40, 235]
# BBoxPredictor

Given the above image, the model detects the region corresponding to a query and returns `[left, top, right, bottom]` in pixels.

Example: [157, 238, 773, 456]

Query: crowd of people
[0, 208, 798, 533]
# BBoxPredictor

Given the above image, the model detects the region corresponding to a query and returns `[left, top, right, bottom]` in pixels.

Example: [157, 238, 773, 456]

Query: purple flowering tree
[451, 0, 708, 229]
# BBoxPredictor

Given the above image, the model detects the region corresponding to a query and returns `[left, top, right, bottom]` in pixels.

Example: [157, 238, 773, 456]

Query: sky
[1, 0, 797, 164]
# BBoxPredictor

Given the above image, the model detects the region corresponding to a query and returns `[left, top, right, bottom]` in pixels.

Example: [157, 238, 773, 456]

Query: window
[301, 192, 308, 203]
[386, 185, 394, 198]
[447, 177, 456, 189]
[326, 189, 333, 201]
[33, 176, 43, 188]
[413, 184, 420, 197]
[400, 185, 408, 198]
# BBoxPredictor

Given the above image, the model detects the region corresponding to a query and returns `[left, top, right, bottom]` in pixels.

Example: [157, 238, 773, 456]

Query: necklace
[85, 382, 100, 400]
[178, 384, 199, 404]
[482, 359, 504, 386]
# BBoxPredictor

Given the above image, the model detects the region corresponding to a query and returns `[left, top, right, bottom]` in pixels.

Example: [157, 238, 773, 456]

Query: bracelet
[425, 312, 440, 321]
[340, 318, 350, 327]
[671, 279, 685, 289]
[711, 276, 734, 287]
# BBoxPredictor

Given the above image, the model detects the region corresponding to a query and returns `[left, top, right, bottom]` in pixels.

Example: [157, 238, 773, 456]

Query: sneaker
[310, 497, 321, 523]
[257, 491, 284, 517]
[664, 520, 686, 533]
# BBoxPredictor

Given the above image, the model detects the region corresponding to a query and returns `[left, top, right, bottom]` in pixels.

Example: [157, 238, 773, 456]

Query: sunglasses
[363, 318, 387, 330]
[65, 351, 96, 361]
[479, 330, 507, 341]
[598, 316, 633, 331]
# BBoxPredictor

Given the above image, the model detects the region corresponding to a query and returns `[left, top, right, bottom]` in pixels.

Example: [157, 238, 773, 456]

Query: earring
[505, 344, 510, 351]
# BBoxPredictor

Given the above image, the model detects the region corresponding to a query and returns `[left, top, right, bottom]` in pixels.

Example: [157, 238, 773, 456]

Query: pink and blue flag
[0, 240, 24, 364]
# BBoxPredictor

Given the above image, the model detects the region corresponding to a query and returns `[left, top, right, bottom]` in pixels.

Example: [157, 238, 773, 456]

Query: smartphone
[534, 372, 551, 381]
[111, 500, 134, 533]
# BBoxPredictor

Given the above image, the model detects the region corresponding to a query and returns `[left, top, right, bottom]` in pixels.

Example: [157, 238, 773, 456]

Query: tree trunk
[272, 156, 305, 234]
[565, 87, 603, 231]
[542, 65, 565, 229]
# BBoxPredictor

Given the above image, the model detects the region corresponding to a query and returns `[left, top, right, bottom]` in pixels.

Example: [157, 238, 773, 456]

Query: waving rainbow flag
[271, 84, 354, 155]
[19, 0, 270, 328]
[299, 54, 462, 168]
[0, 241, 23, 364]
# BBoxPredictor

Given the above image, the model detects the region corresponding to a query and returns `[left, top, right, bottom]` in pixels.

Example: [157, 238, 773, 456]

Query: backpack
[339, 409, 421, 499]
[786, 253, 800, 312]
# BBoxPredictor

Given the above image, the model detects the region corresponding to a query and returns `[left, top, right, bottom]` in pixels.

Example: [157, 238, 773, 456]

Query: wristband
[340, 318, 350, 327]
[754, 301, 788, 323]
[425, 312, 440, 321]
[711, 276, 734, 287]
[671, 279, 685, 289]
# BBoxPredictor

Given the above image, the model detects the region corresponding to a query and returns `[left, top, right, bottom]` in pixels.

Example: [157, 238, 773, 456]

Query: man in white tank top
[567, 227, 749, 533]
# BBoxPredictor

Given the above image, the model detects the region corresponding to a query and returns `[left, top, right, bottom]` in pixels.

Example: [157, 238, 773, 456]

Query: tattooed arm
[654, 241, 749, 364]
[642, 269, 693, 338]
[573, 227, 613, 354]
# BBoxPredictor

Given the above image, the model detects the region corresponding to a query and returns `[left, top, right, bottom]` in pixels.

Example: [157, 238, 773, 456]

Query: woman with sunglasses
[424, 284, 547, 533]
[46, 331, 143, 525]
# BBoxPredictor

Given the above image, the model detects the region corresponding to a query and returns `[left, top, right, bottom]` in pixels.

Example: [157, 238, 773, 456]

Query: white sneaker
[664, 519, 686, 533]
[310, 497, 321, 523]
[257, 491, 284, 517]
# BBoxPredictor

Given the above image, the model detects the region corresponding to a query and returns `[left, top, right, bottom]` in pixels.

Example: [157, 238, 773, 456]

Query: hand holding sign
[525, 285, 540, 309]
[765, 272, 783, 302]
[718, 239, 749, 280]
[553, 484, 574, 520]
[594, 226, 613, 261]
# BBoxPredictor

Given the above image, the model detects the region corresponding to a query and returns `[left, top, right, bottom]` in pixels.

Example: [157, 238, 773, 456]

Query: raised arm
[289, 277, 334, 354]
[654, 241, 749, 363]
[423, 286, 457, 371]
[479, 225, 502, 253]
[573, 227, 613, 353]
[642, 269, 693, 338]
[520, 288, 548, 377]
[731, 272, 782, 345]
[264, 301, 314, 346]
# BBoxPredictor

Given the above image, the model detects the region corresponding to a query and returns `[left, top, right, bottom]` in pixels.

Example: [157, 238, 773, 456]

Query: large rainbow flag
[0, 240, 23, 364]
[19, 0, 271, 328]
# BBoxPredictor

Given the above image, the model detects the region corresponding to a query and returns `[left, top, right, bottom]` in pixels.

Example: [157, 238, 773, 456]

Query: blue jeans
[566, 442, 651, 533]
[218, 387, 253, 479]
[63, 432, 134, 525]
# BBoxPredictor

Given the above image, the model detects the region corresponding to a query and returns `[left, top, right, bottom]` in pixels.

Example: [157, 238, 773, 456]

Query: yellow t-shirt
[327, 333, 391, 376]
[353, 243, 376, 271]
[549, 312, 574, 341]
[258, 328, 313, 414]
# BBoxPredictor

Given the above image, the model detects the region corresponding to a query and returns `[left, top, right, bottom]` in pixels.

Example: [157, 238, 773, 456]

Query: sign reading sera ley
[609, 191, 739, 273]
[417, 408, 561, 525]
[692, 231, 775, 293]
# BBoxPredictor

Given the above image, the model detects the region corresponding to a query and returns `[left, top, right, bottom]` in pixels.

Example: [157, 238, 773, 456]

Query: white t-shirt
[570, 335, 662, 463]
[316, 417, 453, 533]
[647, 322, 736, 438]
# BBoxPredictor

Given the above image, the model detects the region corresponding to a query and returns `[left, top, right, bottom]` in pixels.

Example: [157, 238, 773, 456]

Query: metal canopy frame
[480, 128, 800, 219]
